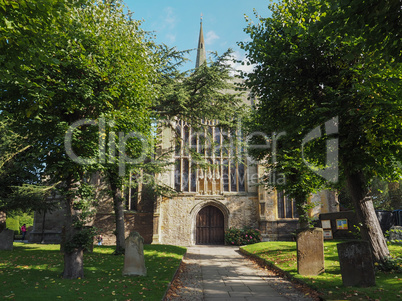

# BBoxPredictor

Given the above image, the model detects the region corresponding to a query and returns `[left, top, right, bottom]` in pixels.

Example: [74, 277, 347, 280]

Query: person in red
[21, 224, 27, 241]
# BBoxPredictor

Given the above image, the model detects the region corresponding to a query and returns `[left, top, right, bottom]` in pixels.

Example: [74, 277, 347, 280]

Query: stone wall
[154, 194, 259, 246]
[93, 212, 153, 245]
[29, 204, 65, 243]
[260, 220, 299, 241]
[310, 190, 339, 217]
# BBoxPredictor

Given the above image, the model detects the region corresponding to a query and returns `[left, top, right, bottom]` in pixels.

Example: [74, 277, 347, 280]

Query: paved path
[166, 246, 314, 301]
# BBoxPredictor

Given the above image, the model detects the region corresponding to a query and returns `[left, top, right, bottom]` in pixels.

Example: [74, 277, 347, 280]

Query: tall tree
[0, 1, 63, 219]
[153, 46, 246, 129]
[104, 46, 248, 254]
[240, 0, 401, 262]
[0, 0, 157, 278]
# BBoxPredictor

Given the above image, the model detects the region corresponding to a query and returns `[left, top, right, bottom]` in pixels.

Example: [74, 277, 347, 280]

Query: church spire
[195, 14, 206, 68]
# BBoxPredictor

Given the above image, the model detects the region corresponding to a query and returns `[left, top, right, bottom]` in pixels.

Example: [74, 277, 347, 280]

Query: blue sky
[124, 0, 271, 71]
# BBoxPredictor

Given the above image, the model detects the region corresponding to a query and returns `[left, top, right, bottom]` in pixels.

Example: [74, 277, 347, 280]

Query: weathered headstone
[122, 231, 147, 276]
[337, 240, 375, 287]
[296, 228, 325, 275]
[0, 229, 14, 250]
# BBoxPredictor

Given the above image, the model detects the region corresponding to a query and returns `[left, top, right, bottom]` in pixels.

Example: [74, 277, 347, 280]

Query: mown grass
[241, 241, 402, 300]
[0, 243, 186, 301]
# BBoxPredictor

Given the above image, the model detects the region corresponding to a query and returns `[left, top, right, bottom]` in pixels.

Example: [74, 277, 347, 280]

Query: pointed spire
[195, 14, 206, 68]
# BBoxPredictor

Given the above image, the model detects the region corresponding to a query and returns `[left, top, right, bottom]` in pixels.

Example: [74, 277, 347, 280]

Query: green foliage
[1, 0, 159, 277]
[241, 0, 402, 193]
[371, 180, 402, 210]
[0, 118, 54, 214]
[349, 222, 363, 240]
[319, 0, 401, 60]
[375, 255, 402, 273]
[385, 228, 402, 245]
[5, 216, 19, 233]
[224, 227, 262, 246]
[240, 0, 398, 260]
[64, 227, 97, 253]
[71, 182, 97, 228]
[154, 46, 246, 130]
[6, 213, 33, 234]
[1, 183, 58, 214]
[0, 117, 29, 172]
[18, 213, 34, 227]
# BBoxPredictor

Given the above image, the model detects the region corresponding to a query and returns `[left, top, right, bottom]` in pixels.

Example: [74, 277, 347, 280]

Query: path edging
[162, 248, 187, 301]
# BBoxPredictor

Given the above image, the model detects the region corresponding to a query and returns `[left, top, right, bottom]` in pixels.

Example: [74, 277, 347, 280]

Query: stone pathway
[165, 246, 315, 301]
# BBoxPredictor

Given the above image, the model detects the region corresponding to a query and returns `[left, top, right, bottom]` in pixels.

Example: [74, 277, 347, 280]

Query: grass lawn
[241, 241, 402, 301]
[0, 243, 186, 301]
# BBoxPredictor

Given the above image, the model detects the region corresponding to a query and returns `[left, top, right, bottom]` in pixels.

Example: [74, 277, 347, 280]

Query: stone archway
[190, 200, 229, 245]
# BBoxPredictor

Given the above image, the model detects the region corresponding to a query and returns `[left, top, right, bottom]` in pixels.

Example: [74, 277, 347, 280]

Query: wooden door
[196, 206, 224, 245]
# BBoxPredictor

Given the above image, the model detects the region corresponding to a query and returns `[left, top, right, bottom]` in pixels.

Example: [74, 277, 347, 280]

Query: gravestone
[122, 231, 147, 276]
[296, 228, 325, 275]
[337, 241, 375, 287]
[0, 229, 14, 250]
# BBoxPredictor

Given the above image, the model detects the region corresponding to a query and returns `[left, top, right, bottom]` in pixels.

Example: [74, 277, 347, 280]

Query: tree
[0, 105, 56, 224]
[240, 0, 401, 262]
[153, 46, 247, 129]
[1, 0, 157, 278]
[101, 112, 154, 255]
[319, 0, 401, 61]
[370, 179, 402, 210]
[0, 118, 29, 172]
[103, 46, 248, 254]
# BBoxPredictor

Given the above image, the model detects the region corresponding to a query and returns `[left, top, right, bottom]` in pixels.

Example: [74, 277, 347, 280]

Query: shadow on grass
[249, 247, 297, 256]
[1, 243, 187, 301]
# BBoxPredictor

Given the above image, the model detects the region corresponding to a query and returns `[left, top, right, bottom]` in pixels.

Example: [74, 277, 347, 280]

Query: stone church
[29, 20, 338, 246]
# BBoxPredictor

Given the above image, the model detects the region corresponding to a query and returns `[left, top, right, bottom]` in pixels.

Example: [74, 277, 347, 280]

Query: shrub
[6, 213, 34, 234]
[385, 228, 402, 245]
[225, 227, 262, 246]
[6, 217, 20, 233]
[375, 255, 402, 273]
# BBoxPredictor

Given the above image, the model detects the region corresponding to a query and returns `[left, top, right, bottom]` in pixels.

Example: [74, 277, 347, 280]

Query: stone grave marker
[296, 228, 325, 275]
[0, 229, 14, 250]
[122, 231, 147, 276]
[337, 240, 375, 287]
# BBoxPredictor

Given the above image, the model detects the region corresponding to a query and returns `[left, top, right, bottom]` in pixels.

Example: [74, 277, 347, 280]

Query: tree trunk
[62, 179, 85, 279]
[295, 195, 310, 229]
[40, 210, 46, 243]
[136, 169, 143, 212]
[110, 179, 126, 255]
[63, 248, 84, 279]
[346, 171, 390, 262]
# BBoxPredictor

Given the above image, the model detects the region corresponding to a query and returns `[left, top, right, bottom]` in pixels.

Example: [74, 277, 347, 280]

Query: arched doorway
[196, 205, 224, 245]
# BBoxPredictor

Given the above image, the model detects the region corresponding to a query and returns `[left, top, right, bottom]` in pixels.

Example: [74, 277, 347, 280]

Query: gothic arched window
[174, 120, 246, 194]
